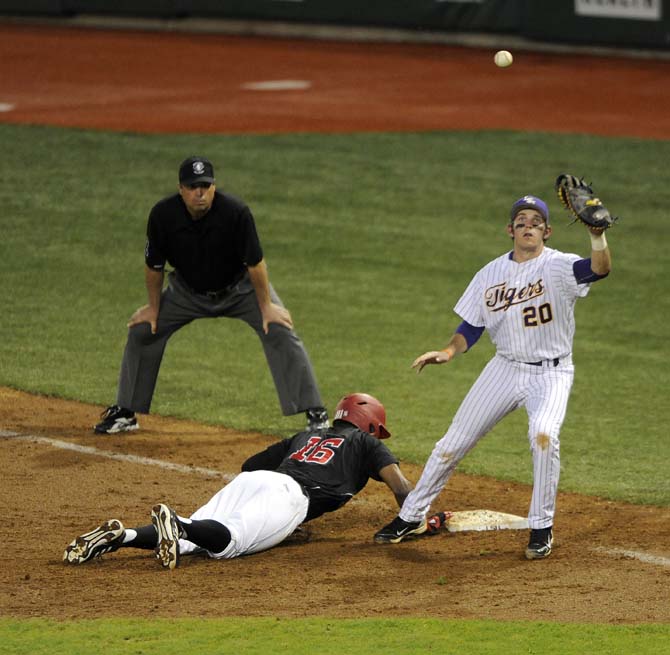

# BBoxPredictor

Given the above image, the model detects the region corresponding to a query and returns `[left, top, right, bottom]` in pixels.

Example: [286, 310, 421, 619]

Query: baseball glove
[555, 174, 617, 230]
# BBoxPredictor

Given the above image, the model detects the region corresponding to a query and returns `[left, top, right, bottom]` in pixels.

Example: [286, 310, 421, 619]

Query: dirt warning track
[1, 23, 669, 138]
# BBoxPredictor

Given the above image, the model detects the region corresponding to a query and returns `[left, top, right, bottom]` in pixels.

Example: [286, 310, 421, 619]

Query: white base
[444, 510, 529, 532]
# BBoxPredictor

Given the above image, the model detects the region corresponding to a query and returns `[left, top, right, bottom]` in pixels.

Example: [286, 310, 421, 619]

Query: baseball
[494, 50, 513, 68]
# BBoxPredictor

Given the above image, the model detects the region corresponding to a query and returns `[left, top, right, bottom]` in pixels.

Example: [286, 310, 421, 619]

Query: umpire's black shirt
[144, 191, 263, 293]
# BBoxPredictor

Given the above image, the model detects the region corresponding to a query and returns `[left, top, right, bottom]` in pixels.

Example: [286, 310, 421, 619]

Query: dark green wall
[0, 0, 668, 49]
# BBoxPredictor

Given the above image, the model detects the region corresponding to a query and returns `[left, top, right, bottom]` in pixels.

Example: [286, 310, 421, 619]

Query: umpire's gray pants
[116, 271, 323, 416]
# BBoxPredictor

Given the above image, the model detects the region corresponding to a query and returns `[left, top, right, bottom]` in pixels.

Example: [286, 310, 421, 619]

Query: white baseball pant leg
[524, 363, 574, 528]
[400, 356, 521, 523]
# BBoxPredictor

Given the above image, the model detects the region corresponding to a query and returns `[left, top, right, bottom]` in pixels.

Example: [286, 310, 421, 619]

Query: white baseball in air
[494, 50, 513, 68]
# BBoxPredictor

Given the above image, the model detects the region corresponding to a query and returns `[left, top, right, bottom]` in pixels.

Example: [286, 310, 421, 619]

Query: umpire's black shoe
[374, 516, 427, 544]
[306, 407, 329, 431]
[525, 527, 553, 560]
[94, 405, 139, 434]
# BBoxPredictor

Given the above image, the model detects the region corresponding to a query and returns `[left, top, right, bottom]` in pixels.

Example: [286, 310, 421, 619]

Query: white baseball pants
[179, 470, 309, 559]
[400, 354, 574, 529]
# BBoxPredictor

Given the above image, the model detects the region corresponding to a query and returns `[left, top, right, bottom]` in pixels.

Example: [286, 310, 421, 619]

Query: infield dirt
[2, 387, 669, 624]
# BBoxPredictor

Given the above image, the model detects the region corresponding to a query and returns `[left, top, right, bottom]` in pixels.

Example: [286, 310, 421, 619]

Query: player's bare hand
[261, 303, 293, 334]
[411, 351, 451, 373]
[128, 304, 159, 334]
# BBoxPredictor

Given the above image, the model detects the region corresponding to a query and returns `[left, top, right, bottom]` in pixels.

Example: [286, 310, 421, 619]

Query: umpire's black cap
[179, 156, 215, 185]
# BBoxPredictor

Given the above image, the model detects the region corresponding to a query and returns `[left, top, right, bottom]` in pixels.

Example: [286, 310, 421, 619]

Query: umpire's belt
[201, 288, 234, 300]
[178, 272, 245, 300]
[525, 358, 560, 367]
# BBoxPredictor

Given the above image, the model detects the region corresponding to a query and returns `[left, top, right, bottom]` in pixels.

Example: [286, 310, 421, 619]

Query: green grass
[1, 124, 669, 506]
[2, 617, 669, 655]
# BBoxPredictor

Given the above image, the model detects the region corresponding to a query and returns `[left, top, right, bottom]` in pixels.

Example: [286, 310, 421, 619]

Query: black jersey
[144, 191, 263, 293]
[242, 425, 398, 521]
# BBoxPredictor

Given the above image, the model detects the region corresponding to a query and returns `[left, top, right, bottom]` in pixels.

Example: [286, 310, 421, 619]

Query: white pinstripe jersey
[455, 247, 590, 362]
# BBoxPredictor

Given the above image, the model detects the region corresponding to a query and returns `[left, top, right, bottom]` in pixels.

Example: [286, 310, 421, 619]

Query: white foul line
[0, 429, 234, 481]
[593, 547, 670, 568]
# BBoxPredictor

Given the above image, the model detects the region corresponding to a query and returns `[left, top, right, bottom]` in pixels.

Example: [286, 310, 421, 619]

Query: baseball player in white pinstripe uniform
[374, 194, 612, 559]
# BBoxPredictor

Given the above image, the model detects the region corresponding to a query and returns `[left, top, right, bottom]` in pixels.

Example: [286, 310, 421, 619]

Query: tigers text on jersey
[455, 247, 590, 362]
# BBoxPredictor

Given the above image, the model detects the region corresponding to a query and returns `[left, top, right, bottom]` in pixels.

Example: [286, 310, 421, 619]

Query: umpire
[95, 156, 328, 434]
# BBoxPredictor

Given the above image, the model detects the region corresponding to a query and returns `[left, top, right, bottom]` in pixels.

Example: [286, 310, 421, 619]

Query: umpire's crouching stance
[94, 156, 328, 434]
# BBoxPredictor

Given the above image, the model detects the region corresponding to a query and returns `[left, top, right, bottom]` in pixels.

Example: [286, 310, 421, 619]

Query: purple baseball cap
[510, 195, 549, 223]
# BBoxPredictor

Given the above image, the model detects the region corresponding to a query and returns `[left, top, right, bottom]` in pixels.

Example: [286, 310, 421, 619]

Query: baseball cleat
[63, 519, 125, 564]
[151, 503, 182, 570]
[94, 405, 139, 434]
[525, 527, 554, 560]
[374, 516, 427, 544]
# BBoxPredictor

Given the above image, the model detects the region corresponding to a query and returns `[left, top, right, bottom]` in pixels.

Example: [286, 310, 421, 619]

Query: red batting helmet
[333, 393, 391, 439]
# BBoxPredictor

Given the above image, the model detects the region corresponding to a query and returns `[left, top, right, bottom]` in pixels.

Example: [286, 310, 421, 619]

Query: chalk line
[0, 429, 234, 481]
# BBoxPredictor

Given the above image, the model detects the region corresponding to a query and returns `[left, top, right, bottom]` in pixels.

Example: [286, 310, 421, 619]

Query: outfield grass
[1, 124, 668, 507]
[2, 617, 669, 655]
